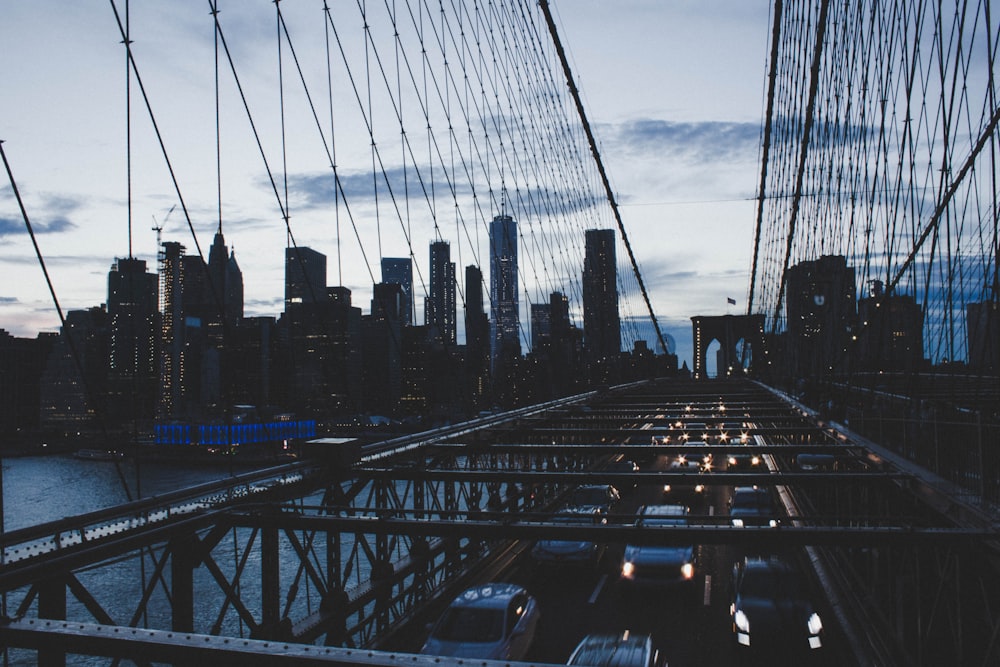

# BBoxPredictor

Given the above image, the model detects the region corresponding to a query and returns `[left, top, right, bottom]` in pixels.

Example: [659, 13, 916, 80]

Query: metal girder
[352, 468, 905, 487]
[223, 512, 990, 548]
[0, 618, 525, 666]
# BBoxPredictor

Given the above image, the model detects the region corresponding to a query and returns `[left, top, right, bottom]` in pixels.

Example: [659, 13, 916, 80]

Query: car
[726, 452, 761, 470]
[606, 458, 640, 490]
[796, 453, 836, 471]
[620, 504, 696, 588]
[730, 557, 825, 655]
[420, 583, 540, 660]
[662, 455, 708, 502]
[532, 507, 607, 568]
[567, 631, 664, 667]
[728, 486, 778, 528]
[570, 484, 621, 514]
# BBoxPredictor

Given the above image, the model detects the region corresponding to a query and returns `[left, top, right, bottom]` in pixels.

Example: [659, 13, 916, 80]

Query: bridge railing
[0, 462, 320, 568]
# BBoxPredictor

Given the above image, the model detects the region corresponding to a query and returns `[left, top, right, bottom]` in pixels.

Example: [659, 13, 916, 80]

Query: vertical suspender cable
[537, 0, 668, 356]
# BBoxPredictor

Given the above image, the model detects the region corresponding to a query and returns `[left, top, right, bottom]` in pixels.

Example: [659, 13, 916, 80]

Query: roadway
[386, 452, 855, 666]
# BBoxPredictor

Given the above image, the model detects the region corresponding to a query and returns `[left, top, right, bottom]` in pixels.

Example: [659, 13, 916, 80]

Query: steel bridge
[0, 378, 998, 665]
[2, 0, 1000, 664]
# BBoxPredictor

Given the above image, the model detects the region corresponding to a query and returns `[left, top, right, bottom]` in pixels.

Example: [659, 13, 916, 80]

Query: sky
[0, 1, 772, 370]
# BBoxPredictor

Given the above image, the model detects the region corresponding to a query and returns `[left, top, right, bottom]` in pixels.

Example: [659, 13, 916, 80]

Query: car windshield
[731, 490, 769, 510]
[572, 487, 610, 505]
[432, 607, 504, 642]
[742, 569, 804, 601]
[641, 517, 686, 527]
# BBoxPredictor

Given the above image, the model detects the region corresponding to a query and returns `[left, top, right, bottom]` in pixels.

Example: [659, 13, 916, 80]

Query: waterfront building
[107, 257, 159, 426]
[856, 280, 924, 371]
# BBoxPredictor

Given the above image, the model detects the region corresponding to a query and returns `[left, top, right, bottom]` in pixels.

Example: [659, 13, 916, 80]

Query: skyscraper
[426, 241, 456, 344]
[465, 265, 490, 409]
[207, 231, 244, 328]
[785, 254, 856, 377]
[490, 214, 519, 371]
[107, 257, 159, 424]
[285, 246, 327, 310]
[381, 257, 414, 326]
[583, 229, 620, 368]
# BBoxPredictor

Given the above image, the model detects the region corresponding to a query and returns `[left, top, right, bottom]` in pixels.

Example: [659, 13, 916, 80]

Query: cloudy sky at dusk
[0, 1, 771, 368]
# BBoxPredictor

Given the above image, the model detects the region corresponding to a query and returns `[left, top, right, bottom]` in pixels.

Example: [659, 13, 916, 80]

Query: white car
[420, 583, 540, 660]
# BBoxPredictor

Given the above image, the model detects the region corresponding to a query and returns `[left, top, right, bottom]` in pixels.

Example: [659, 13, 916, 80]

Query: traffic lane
[516, 481, 849, 665]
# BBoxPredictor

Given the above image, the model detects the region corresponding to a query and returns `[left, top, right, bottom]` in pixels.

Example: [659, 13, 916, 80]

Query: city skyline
[0, 2, 773, 369]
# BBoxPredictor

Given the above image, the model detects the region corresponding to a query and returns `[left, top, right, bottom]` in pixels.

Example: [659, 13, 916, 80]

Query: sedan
[567, 631, 664, 667]
[420, 583, 540, 660]
[532, 507, 607, 568]
[730, 557, 825, 656]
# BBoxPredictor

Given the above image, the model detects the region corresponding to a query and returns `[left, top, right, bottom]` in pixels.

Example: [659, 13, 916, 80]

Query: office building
[490, 214, 519, 371]
[583, 229, 620, 371]
[426, 241, 456, 344]
[381, 257, 414, 326]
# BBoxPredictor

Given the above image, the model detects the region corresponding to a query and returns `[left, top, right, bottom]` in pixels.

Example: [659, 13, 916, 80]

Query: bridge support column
[37, 576, 66, 667]
[170, 534, 197, 632]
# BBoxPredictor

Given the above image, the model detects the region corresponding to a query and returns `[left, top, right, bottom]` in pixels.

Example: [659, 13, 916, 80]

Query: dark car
[731, 557, 825, 655]
[567, 631, 664, 666]
[728, 486, 778, 527]
[606, 458, 640, 490]
[570, 484, 621, 514]
[620, 504, 696, 588]
[726, 452, 761, 470]
[420, 583, 540, 660]
[662, 455, 708, 502]
[531, 507, 607, 568]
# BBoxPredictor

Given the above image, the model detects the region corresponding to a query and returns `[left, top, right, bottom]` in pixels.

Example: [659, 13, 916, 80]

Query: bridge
[2, 1, 1000, 665]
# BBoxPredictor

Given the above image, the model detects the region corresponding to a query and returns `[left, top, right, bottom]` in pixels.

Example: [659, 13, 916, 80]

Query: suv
[731, 557, 824, 655]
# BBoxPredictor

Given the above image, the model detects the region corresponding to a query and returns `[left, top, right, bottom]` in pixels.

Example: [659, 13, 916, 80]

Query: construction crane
[151, 204, 176, 250]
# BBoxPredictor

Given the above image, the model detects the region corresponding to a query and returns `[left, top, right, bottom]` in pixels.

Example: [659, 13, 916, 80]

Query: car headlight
[732, 518, 744, 527]
[727, 456, 737, 465]
[808, 612, 823, 635]
[681, 563, 694, 580]
[622, 561, 635, 579]
[734, 609, 750, 632]
[695, 484, 705, 493]
[663, 484, 671, 493]
[768, 519, 778, 527]
[751, 456, 760, 465]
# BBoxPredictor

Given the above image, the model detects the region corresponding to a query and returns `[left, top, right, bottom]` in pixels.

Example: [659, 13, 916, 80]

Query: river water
[2, 454, 246, 532]
[1, 455, 287, 666]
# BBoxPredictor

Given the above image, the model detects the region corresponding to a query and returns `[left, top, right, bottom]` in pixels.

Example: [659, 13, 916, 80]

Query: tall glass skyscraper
[381, 257, 413, 326]
[490, 214, 519, 370]
[426, 241, 456, 344]
[583, 229, 620, 364]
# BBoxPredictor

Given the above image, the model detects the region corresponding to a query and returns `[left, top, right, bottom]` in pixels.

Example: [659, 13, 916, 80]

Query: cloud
[608, 118, 761, 164]
[0, 189, 82, 237]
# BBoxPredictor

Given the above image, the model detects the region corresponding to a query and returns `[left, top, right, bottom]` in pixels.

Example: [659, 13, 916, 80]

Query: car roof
[569, 632, 653, 667]
[640, 504, 687, 516]
[451, 583, 526, 609]
[742, 556, 795, 575]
